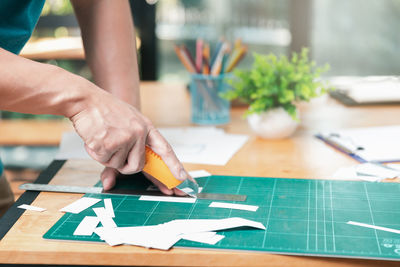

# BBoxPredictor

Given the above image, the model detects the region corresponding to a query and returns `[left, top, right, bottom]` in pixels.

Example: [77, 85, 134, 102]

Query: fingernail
[180, 169, 189, 181]
[103, 177, 112, 190]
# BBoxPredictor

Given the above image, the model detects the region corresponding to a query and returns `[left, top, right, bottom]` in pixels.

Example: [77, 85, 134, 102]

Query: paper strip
[104, 199, 115, 218]
[180, 232, 225, 245]
[17, 204, 46, 212]
[73, 216, 100, 236]
[347, 221, 400, 234]
[139, 195, 196, 203]
[209, 202, 258, 212]
[188, 170, 212, 178]
[162, 217, 266, 234]
[60, 197, 101, 214]
[93, 207, 117, 228]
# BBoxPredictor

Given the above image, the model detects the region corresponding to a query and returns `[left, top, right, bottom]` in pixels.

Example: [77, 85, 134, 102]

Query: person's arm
[71, 0, 140, 109]
[69, 0, 190, 194]
[0, 47, 190, 194]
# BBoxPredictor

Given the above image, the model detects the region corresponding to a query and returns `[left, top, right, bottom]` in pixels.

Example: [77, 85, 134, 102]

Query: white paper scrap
[60, 197, 101, 214]
[209, 202, 258, 212]
[93, 207, 117, 228]
[104, 199, 115, 218]
[162, 217, 266, 234]
[73, 216, 100, 236]
[139, 195, 196, 203]
[356, 163, 400, 179]
[17, 204, 46, 212]
[188, 170, 212, 178]
[347, 221, 400, 234]
[93, 217, 265, 250]
[180, 232, 225, 245]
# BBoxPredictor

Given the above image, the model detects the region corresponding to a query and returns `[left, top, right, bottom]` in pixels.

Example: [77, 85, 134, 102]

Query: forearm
[71, 0, 141, 109]
[0, 47, 97, 118]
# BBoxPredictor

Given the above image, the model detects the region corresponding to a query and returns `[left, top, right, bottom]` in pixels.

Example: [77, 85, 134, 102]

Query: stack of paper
[93, 217, 265, 250]
[56, 127, 249, 165]
[333, 163, 400, 182]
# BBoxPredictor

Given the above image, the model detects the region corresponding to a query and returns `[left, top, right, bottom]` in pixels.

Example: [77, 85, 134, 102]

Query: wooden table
[0, 82, 399, 266]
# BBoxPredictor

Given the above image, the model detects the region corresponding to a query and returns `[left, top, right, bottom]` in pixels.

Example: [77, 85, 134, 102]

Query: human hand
[69, 89, 194, 195]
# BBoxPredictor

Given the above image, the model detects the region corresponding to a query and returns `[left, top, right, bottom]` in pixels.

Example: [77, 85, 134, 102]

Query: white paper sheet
[319, 125, 400, 162]
[347, 221, 400, 234]
[17, 204, 46, 212]
[209, 202, 259, 212]
[104, 199, 115, 218]
[180, 232, 225, 245]
[56, 128, 249, 165]
[93, 207, 117, 228]
[188, 170, 212, 178]
[138, 195, 196, 203]
[73, 216, 100, 236]
[60, 197, 101, 214]
[355, 163, 400, 179]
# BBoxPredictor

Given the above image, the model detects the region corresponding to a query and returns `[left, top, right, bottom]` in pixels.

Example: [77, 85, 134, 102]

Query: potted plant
[223, 48, 331, 139]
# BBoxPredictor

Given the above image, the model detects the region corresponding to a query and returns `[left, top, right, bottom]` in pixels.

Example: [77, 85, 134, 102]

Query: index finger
[145, 127, 196, 185]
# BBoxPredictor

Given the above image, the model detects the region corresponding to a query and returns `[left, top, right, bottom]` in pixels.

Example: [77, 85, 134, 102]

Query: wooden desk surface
[1, 82, 399, 266]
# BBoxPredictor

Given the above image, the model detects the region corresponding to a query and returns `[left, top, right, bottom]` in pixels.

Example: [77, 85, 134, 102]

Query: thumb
[101, 167, 118, 191]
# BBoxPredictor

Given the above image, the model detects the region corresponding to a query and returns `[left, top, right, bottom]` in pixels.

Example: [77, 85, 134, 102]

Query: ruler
[19, 183, 247, 202]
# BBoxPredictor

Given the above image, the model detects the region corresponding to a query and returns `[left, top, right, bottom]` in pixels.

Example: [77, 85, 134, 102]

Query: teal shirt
[0, 0, 45, 54]
[0, 0, 44, 175]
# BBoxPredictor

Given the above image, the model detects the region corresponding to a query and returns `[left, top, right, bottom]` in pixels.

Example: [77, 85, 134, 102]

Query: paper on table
[188, 170, 212, 178]
[319, 125, 400, 162]
[60, 197, 101, 214]
[355, 163, 400, 179]
[209, 202, 259, 212]
[73, 216, 100, 236]
[17, 204, 46, 212]
[56, 128, 249, 165]
[104, 199, 115, 218]
[93, 207, 117, 228]
[159, 127, 249, 165]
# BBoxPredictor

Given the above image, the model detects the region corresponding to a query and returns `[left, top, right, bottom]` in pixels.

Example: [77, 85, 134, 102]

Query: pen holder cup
[189, 74, 231, 125]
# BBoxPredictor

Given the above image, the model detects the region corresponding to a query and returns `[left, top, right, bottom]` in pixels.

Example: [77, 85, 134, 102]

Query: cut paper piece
[93, 207, 117, 228]
[138, 187, 202, 203]
[347, 221, 400, 234]
[180, 232, 225, 245]
[188, 170, 212, 178]
[17, 204, 46, 212]
[161, 217, 266, 234]
[209, 202, 258, 212]
[92, 217, 265, 250]
[73, 216, 100, 236]
[139, 195, 196, 203]
[94, 225, 180, 250]
[60, 197, 101, 214]
[104, 199, 115, 218]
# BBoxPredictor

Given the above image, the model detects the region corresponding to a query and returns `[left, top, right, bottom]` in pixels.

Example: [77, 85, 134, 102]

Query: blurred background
[1, 0, 400, 190]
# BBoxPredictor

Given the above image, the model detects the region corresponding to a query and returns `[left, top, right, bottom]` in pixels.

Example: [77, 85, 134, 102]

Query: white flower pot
[247, 107, 299, 139]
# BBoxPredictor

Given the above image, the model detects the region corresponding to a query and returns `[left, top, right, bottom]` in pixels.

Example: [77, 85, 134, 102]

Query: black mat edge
[0, 160, 66, 241]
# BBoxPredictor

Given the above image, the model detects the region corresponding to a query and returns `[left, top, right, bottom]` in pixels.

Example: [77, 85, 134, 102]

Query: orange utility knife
[142, 146, 199, 196]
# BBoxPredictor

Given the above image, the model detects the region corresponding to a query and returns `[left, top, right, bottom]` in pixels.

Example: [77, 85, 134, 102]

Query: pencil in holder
[189, 74, 231, 125]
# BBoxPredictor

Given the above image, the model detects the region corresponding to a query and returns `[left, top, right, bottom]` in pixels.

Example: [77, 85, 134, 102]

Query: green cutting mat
[44, 174, 400, 260]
